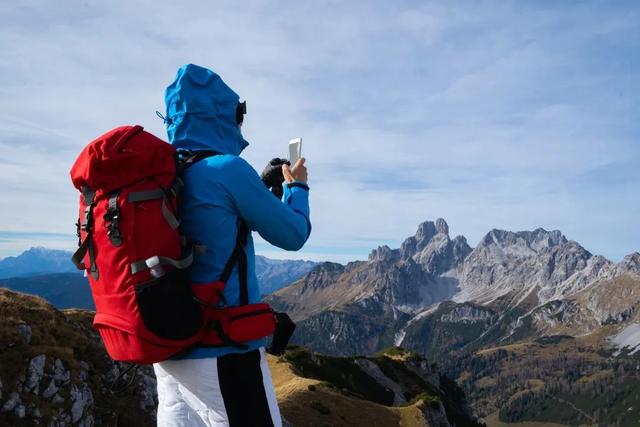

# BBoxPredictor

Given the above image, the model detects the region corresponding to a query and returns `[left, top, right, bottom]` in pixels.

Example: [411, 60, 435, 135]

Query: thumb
[282, 164, 294, 182]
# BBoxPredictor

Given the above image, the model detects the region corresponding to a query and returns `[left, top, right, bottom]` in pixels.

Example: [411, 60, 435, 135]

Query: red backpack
[70, 125, 275, 364]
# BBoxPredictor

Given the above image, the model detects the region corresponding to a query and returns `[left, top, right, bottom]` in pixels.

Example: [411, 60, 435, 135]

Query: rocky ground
[0, 288, 480, 426]
[0, 289, 156, 426]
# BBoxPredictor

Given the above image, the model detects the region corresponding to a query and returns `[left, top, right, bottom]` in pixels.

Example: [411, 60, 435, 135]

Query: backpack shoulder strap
[177, 150, 221, 173]
[219, 219, 249, 305]
[177, 150, 250, 304]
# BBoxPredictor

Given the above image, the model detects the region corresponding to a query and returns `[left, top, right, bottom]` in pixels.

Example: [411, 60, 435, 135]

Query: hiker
[153, 64, 311, 427]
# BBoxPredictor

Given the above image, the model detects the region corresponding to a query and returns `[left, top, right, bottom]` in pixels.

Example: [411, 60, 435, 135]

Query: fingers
[282, 164, 294, 183]
[283, 158, 308, 184]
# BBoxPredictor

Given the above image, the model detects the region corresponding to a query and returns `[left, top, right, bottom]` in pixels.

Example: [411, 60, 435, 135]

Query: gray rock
[416, 221, 438, 245]
[137, 370, 158, 414]
[14, 404, 26, 418]
[368, 245, 399, 262]
[70, 383, 94, 423]
[435, 218, 449, 235]
[42, 378, 59, 399]
[53, 358, 70, 384]
[17, 323, 32, 344]
[397, 219, 471, 275]
[1, 392, 20, 412]
[616, 252, 640, 276]
[0, 376, 3, 400]
[24, 354, 46, 394]
[52, 393, 64, 404]
[458, 228, 591, 305]
[78, 415, 95, 427]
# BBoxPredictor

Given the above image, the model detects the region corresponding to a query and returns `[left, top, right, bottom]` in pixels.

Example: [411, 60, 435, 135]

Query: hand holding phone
[283, 158, 307, 183]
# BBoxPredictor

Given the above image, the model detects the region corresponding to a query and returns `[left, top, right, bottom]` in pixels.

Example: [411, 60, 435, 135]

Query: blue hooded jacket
[164, 64, 311, 359]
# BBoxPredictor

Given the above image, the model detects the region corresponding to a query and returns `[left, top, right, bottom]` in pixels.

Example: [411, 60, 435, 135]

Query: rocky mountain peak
[616, 252, 640, 276]
[396, 219, 470, 274]
[479, 228, 568, 252]
[368, 245, 399, 262]
[452, 235, 473, 262]
[414, 218, 449, 243]
[435, 218, 449, 235]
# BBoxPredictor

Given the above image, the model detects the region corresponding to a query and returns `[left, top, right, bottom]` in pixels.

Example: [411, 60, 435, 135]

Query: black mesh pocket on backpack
[135, 267, 202, 340]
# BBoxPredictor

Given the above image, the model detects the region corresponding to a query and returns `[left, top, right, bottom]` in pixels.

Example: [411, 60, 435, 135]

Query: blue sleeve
[223, 157, 311, 251]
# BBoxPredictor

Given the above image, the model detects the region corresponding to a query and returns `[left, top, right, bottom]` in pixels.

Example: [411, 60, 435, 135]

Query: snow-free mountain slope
[267, 218, 640, 425]
[0, 247, 78, 279]
[0, 248, 318, 309]
[269, 218, 640, 359]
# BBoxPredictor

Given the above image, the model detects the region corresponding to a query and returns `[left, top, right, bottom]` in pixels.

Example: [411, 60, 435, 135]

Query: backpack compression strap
[72, 187, 99, 280]
[177, 150, 221, 174]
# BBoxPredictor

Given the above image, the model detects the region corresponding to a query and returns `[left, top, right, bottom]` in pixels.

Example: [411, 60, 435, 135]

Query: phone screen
[289, 138, 302, 164]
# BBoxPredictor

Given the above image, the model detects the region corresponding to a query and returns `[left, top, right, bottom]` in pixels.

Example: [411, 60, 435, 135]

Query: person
[153, 64, 311, 427]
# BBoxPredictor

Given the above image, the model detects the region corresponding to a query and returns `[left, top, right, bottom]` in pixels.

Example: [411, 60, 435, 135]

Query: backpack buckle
[81, 205, 93, 232]
[104, 192, 123, 246]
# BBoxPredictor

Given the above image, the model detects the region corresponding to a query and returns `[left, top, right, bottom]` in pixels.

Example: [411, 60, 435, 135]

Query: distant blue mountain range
[0, 247, 79, 279]
[0, 247, 318, 309]
[0, 273, 92, 309]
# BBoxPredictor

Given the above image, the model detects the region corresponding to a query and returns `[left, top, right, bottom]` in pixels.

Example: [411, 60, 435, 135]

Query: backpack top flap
[70, 125, 177, 195]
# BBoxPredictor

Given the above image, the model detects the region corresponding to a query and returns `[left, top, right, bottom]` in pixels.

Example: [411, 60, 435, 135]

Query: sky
[0, 0, 638, 263]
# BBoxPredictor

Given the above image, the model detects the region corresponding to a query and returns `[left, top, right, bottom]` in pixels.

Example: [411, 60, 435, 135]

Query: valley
[267, 219, 640, 425]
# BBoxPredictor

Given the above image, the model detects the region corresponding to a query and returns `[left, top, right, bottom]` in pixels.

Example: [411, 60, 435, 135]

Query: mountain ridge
[266, 218, 640, 423]
[0, 247, 78, 279]
[0, 249, 319, 309]
[267, 217, 639, 356]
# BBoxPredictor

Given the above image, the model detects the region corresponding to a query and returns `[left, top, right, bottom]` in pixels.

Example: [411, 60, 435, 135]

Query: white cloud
[0, 0, 638, 262]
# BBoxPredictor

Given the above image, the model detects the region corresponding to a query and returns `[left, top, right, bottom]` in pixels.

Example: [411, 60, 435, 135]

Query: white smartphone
[288, 137, 302, 164]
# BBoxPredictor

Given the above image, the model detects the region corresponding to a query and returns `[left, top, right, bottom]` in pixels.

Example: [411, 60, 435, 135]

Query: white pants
[154, 348, 282, 427]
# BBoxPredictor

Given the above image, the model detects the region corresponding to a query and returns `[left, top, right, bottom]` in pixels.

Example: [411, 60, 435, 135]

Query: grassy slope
[4, 288, 481, 426]
[269, 354, 429, 427]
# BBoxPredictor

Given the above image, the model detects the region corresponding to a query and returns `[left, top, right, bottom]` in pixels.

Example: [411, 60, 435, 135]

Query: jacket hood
[164, 64, 249, 155]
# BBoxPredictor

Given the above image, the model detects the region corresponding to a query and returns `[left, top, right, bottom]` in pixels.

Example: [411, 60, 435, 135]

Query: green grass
[375, 346, 421, 360]
[410, 392, 441, 410]
[283, 345, 395, 405]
